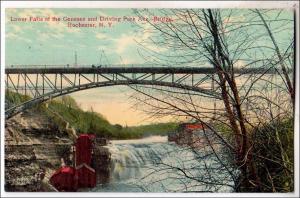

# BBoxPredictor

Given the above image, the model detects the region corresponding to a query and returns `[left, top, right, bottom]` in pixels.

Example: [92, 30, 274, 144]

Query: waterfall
[93, 136, 235, 192]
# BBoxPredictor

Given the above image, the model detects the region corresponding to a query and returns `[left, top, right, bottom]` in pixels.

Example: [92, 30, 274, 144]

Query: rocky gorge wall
[5, 108, 113, 192]
[5, 109, 74, 192]
[92, 144, 111, 184]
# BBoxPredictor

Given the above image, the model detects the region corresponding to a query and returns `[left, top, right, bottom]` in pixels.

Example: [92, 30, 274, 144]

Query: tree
[130, 8, 294, 192]
[254, 9, 295, 103]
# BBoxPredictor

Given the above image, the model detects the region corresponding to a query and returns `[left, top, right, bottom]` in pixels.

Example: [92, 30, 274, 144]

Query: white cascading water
[92, 136, 235, 192]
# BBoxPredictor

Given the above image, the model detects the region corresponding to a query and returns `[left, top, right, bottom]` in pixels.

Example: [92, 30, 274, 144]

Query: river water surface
[91, 136, 235, 193]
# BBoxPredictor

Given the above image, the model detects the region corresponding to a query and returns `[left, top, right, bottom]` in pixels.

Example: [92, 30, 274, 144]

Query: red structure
[76, 134, 93, 166]
[75, 134, 96, 188]
[168, 122, 212, 148]
[185, 123, 204, 130]
[76, 163, 96, 188]
[50, 134, 97, 191]
[49, 166, 77, 192]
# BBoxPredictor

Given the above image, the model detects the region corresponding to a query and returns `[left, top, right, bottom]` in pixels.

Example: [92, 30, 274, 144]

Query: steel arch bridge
[4, 65, 275, 119]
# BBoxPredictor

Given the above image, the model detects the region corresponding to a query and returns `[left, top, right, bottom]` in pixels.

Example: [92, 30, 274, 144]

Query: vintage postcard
[1, 1, 299, 197]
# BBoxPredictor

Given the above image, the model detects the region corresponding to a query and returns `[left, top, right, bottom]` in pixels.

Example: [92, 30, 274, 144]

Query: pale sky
[5, 8, 294, 125]
[5, 8, 165, 126]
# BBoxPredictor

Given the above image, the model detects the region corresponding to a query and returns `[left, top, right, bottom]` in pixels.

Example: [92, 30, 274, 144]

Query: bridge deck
[5, 66, 277, 74]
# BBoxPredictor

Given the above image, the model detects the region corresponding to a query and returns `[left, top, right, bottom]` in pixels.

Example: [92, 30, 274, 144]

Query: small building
[50, 134, 97, 191]
[76, 134, 93, 166]
[75, 163, 96, 188]
[169, 123, 217, 149]
[49, 166, 78, 192]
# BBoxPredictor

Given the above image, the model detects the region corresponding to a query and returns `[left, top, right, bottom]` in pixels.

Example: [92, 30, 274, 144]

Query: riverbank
[6, 91, 178, 140]
[5, 106, 234, 193]
[4, 92, 188, 192]
[4, 100, 176, 192]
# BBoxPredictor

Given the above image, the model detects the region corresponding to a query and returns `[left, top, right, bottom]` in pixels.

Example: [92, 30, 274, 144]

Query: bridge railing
[5, 64, 182, 69]
[7, 64, 72, 69]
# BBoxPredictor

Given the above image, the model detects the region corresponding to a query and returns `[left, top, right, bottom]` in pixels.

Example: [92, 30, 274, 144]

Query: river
[90, 136, 235, 193]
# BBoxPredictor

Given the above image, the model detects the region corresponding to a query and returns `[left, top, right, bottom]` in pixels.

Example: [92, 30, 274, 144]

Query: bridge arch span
[6, 79, 220, 119]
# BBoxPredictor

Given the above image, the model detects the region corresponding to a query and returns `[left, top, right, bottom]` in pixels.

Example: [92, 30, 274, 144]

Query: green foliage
[56, 95, 80, 109]
[5, 90, 46, 112]
[252, 118, 294, 192]
[46, 100, 178, 139]
[44, 100, 113, 138]
[113, 122, 178, 139]
[214, 118, 294, 192]
[6, 90, 31, 104]
[6, 91, 177, 139]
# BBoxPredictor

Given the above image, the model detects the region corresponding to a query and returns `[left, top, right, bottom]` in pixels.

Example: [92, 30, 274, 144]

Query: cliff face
[5, 109, 73, 192]
[92, 143, 111, 184]
[168, 126, 221, 151]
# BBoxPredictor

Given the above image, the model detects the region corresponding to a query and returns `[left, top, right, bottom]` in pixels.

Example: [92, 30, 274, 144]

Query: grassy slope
[6, 91, 177, 139]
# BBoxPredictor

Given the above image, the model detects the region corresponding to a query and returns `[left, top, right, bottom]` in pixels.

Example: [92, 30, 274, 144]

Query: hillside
[6, 91, 178, 139]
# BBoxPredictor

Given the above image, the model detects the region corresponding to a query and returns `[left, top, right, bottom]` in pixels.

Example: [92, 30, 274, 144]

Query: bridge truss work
[4, 66, 277, 119]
